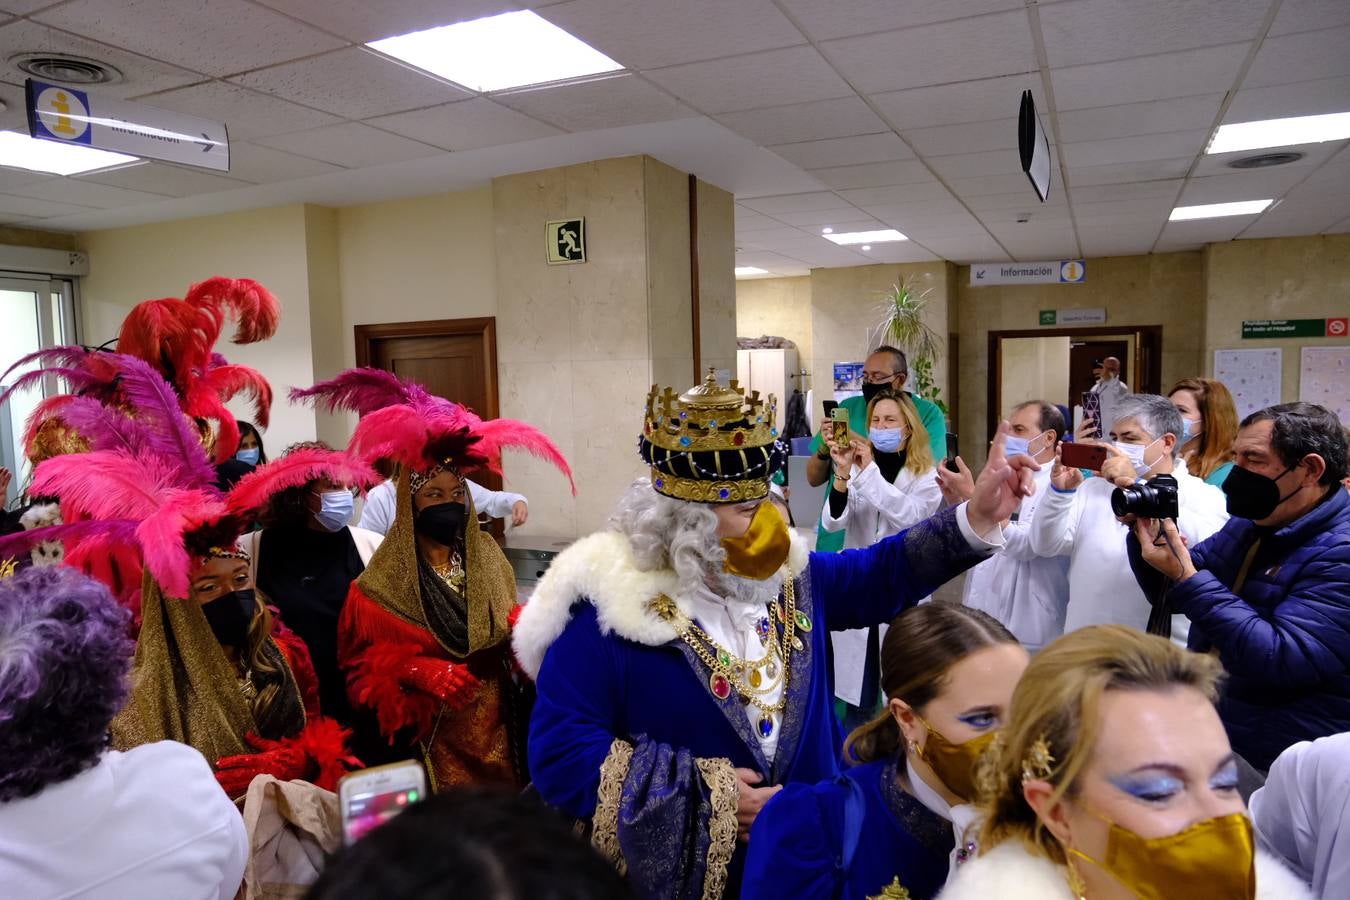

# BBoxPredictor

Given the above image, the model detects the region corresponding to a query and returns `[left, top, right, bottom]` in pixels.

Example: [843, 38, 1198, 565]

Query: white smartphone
[338, 760, 427, 845]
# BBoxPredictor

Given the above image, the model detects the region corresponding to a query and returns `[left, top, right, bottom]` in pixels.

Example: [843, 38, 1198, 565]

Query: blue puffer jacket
[1172, 486, 1350, 771]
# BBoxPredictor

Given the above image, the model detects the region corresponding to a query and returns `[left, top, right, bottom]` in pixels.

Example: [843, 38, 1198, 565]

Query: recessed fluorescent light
[0, 130, 137, 175]
[824, 229, 907, 246]
[1169, 200, 1272, 221]
[861, 245, 872, 251]
[1208, 112, 1350, 155]
[821, 227, 833, 234]
[735, 266, 769, 277]
[368, 10, 623, 93]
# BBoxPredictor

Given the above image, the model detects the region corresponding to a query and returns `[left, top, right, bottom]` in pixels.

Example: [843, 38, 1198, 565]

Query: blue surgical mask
[1004, 435, 1030, 457]
[1115, 438, 1161, 476]
[1180, 417, 1201, 444]
[235, 447, 260, 466]
[313, 490, 353, 532]
[870, 426, 904, 453]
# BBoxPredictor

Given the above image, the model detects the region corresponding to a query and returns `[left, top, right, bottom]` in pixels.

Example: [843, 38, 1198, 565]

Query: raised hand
[1050, 444, 1085, 492]
[968, 423, 1039, 536]
[935, 456, 975, 505]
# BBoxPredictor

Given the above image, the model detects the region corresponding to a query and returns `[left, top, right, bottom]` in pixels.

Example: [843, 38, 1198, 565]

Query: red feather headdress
[290, 368, 575, 493]
[226, 447, 380, 523]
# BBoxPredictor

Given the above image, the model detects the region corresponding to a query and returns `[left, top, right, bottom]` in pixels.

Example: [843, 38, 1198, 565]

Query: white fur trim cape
[512, 527, 810, 680]
[938, 839, 1312, 900]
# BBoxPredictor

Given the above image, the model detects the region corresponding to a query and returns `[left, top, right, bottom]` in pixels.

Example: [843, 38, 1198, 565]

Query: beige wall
[1203, 234, 1350, 399]
[1000, 336, 1071, 414]
[955, 251, 1205, 467]
[736, 275, 812, 362]
[77, 204, 322, 453]
[0, 226, 79, 251]
[696, 180, 738, 380]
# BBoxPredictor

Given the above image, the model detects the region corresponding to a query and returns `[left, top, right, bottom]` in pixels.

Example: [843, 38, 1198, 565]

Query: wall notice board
[1300, 346, 1350, 423]
[1215, 348, 1282, 420]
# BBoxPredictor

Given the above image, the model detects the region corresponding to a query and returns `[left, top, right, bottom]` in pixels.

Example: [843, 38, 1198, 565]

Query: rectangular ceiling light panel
[0, 130, 138, 176]
[823, 229, 908, 245]
[734, 266, 769, 277]
[368, 11, 623, 93]
[1169, 199, 1272, 220]
[1208, 112, 1350, 154]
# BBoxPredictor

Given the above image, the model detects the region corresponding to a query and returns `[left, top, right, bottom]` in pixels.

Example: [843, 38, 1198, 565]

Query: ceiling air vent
[11, 53, 123, 86]
[1227, 152, 1304, 170]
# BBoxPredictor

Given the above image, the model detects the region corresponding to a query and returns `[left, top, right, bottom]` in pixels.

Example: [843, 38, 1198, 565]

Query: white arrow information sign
[26, 78, 230, 172]
[970, 259, 1086, 286]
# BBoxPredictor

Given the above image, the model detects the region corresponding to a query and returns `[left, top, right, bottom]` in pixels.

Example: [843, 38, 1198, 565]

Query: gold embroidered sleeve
[695, 756, 739, 900]
[591, 738, 634, 876]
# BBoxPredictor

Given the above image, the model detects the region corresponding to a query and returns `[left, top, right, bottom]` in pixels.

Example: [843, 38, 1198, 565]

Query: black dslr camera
[1111, 473, 1179, 520]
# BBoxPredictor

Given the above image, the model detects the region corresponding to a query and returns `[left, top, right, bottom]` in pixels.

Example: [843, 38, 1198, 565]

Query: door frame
[354, 316, 500, 419]
[986, 324, 1163, 439]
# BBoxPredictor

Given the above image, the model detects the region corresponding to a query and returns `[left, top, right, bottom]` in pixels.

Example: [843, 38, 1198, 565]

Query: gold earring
[1065, 853, 1088, 899]
[1021, 735, 1056, 784]
[907, 739, 918, 755]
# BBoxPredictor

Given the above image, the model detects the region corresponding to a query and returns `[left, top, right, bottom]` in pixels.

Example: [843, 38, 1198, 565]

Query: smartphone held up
[339, 760, 427, 845]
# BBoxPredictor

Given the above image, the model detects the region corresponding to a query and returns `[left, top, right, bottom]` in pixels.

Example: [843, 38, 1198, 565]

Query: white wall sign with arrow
[26, 78, 230, 173]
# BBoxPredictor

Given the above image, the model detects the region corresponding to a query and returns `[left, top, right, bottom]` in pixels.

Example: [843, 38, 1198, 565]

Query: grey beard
[715, 569, 786, 606]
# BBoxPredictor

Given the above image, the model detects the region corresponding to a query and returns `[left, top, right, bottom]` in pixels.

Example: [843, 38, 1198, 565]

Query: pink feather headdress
[290, 368, 575, 493]
[226, 446, 380, 523]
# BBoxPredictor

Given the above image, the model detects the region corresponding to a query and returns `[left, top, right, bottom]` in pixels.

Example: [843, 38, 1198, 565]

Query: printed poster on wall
[1215, 348, 1282, 420]
[1299, 346, 1350, 423]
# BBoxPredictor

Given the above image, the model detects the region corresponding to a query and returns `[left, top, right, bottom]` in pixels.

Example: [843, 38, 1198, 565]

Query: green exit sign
[1039, 310, 1057, 325]
[1242, 318, 1348, 339]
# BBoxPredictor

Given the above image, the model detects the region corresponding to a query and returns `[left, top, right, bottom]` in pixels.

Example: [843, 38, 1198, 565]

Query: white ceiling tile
[537, 0, 803, 69]
[836, 182, 955, 205]
[33, 0, 347, 77]
[1194, 140, 1343, 176]
[978, 206, 1072, 226]
[1243, 25, 1350, 89]
[741, 192, 845, 214]
[944, 172, 1039, 196]
[226, 141, 344, 181]
[771, 207, 870, 227]
[646, 46, 852, 114]
[493, 74, 694, 132]
[918, 235, 1008, 262]
[734, 250, 813, 271]
[897, 221, 992, 240]
[780, 0, 1022, 42]
[1039, 0, 1267, 69]
[0, 166, 54, 192]
[0, 192, 98, 217]
[789, 244, 871, 267]
[368, 98, 561, 149]
[1057, 94, 1225, 143]
[78, 162, 255, 196]
[1050, 44, 1249, 111]
[811, 159, 932, 189]
[1178, 168, 1314, 205]
[716, 97, 886, 145]
[1062, 131, 1208, 168]
[769, 133, 913, 169]
[1071, 195, 1174, 221]
[1001, 238, 1081, 261]
[861, 198, 969, 219]
[133, 81, 342, 140]
[928, 148, 1038, 180]
[872, 74, 1044, 130]
[734, 208, 786, 231]
[1080, 238, 1159, 258]
[1268, 0, 1350, 37]
[1159, 217, 1252, 244]
[0, 19, 202, 98]
[255, 0, 520, 42]
[1224, 76, 1350, 124]
[966, 190, 1068, 211]
[0, 1, 67, 12]
[8, 178, 170, 208]
[856, 241, 941, 263]
[903, 118, 1019, 156]
[254, 121, 443, 168]
[232, 47, 471, 119]
[1069, 157, 1193, 185]
[1070, 179, 1183, 203]
[824, 9, 1036, 94]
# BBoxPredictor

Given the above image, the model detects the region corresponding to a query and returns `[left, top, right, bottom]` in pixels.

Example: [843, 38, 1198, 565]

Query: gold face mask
[721, 501, 791, 581]
[1070, 811, 1255, 900]
[914, 715, 997, 803]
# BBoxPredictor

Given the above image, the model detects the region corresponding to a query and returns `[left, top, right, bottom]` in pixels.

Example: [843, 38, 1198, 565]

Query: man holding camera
[1132, 402, 1350, 771]
[1030, 394, 1228, 644]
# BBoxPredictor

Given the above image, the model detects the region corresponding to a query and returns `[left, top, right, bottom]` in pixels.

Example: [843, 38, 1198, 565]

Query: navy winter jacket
[1171, 486, 1350, 771]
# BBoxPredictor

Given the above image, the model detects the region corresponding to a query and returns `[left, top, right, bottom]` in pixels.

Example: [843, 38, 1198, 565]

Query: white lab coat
[823, 459, 941, 705]
[357, 478, 526, 536]
[1251, 732, 1350, 899]
[1028, 460, 1229, 646]
[962, 467, 1070, 653]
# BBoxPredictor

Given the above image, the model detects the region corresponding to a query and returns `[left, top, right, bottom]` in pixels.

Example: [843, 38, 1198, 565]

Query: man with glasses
[806, 346, 948, 553]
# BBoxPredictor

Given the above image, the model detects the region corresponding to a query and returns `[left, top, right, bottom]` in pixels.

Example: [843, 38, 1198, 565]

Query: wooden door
[1068, 339, 1130, 410]
[355, 317, 504, 537]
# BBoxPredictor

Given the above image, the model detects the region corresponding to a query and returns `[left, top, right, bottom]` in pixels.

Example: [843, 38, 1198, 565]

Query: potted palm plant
[875, 279, 948, 418]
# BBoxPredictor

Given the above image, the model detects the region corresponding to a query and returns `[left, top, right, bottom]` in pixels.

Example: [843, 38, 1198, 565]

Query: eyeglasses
[862, 370, 902, 384]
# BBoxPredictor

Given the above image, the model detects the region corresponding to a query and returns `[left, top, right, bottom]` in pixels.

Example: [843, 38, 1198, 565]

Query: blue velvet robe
[527, 507, 987, 898]
[742, 757, 955, 900]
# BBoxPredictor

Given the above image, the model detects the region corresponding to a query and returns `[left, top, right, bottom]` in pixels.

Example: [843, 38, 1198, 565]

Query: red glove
[400, 657, 481, 711]
[215, 733, 308, 799]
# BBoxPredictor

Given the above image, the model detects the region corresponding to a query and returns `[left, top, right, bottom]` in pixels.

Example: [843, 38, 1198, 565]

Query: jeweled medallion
[758, 714, 775, 738]
[794, 610, 813, 632]
[710, 673, 732, 700]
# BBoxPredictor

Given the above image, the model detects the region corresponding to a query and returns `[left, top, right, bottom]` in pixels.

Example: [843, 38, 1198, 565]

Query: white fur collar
[512, 527, 809, 679]
[940, 840, 1311, 900]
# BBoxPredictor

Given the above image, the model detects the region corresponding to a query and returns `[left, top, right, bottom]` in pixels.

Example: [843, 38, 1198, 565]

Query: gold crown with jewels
[643, 368, 779, 454]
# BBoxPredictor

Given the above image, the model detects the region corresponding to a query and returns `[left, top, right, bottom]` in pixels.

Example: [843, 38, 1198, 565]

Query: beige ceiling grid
[0, 0, 1343, 272]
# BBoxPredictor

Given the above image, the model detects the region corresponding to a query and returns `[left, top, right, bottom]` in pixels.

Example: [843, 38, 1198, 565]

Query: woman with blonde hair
[744, 604, 1028, 900]
[1169, 377, 1239, 486]
[940, 625, 1311, 900]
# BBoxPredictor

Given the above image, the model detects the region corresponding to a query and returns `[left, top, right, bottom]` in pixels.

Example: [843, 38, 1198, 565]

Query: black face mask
[1221, 463, 1298, 521]
[202, 588, 256, 647]
[415, 501, 467, 546]
[861, 380, 895, 404]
